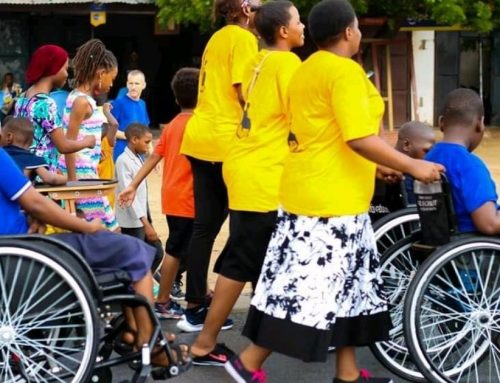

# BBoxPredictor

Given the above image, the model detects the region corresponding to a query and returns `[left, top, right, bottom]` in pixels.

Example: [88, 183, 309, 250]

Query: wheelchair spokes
[0, 248, 97, 383]
[405, 240, 500, 382]
[371, 237, 424, 382]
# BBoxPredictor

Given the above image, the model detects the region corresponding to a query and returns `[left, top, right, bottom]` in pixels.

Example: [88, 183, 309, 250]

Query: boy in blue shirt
[111, 70, 150, 161]
[1, 117, 67, 185]
[425, 88, 499, 234]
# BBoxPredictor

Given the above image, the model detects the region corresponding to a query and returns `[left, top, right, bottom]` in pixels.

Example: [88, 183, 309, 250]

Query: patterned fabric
[251, 210, 388, 331]
[58, 90, 118, 231]
[14, 93, 62, 173]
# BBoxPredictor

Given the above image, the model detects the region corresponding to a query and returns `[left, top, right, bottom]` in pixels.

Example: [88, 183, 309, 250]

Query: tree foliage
[156, 0, 500, 33]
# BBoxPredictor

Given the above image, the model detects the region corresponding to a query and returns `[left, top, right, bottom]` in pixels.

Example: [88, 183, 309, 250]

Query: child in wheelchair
[370, 121, 436, 221]
[0, 116, 67, 185]
[0, 146, 189, 375]
[424, 88, 498, 235]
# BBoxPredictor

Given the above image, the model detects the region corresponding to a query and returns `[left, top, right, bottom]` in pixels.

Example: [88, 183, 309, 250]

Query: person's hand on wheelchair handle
[376, 165, 403, 184]
[408, 160, 445, 184]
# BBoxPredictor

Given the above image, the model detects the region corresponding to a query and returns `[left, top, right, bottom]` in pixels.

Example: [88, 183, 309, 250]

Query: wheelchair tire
[369, 236, 425, 382]
[0, 244, 99, 383]
[404, 237, 500, 383]
[373, 207, 420, 256]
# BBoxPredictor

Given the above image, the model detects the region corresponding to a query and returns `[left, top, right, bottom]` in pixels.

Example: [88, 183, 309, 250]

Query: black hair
[171, 67, 200, 109]
[442, 88, 484, 127]
[72, 39, 117, 87]
[124, 122, 151, 141]
[308, 0, 356, 48]
[3, 117, 33, 146]
[213, 0, 243, 22]
[398, 121, 434, 141]
[255, 1, 294, 46]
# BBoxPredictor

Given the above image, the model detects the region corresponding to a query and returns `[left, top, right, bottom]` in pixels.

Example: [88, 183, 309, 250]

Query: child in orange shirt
[119, 68, 199, 319]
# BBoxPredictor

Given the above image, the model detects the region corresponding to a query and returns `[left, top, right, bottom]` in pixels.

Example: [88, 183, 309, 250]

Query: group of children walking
[3, 0, 500, 383]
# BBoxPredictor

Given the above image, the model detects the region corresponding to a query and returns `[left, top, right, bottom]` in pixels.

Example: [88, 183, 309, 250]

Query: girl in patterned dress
[225, 1, 445, 383]
[58, 39, 119, 231]
[14, 44, 95, 173]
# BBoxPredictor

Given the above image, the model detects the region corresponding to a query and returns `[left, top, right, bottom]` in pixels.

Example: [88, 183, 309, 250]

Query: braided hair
[72, 39, 117, 87]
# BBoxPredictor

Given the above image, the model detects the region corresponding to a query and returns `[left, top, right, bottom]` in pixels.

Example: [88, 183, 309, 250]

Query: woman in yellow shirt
[177, 0, 259, 333]
[189, 0, 304, 366]
[225, 1, 444, 383]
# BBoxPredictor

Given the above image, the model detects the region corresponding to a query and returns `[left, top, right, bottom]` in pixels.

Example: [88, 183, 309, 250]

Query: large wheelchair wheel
[370, 236, 424, 382]
[368, 208, 423, 381]
[0, 241, 99, 382]
[373, 207, 419, 256]
[404, 237, 500, 383]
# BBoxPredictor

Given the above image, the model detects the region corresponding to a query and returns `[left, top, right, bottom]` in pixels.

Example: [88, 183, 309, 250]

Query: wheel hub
[473, 311, 492, 327]
[0, 325, 16, 346]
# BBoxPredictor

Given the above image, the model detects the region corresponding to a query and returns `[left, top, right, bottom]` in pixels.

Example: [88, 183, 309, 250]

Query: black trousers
[185, 157, 228, 304]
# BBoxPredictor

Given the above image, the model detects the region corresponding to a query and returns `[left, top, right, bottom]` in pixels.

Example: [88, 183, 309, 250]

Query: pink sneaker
[333, 369, 393, 383]
[225, 355, 267, 383]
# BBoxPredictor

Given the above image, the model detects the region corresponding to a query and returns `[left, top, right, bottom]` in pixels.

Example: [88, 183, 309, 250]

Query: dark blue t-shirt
[111, 95, 150, 161]
[0, 147, 31, 234]
[4, 144, 47, 175]
[425, 142, 498, 232]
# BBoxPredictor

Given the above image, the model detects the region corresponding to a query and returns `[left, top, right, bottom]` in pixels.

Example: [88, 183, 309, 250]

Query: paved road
[112, 312, 409, 383]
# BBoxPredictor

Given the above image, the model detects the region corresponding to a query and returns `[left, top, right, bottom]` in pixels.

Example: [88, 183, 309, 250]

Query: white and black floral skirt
[242, 210, 391, 362]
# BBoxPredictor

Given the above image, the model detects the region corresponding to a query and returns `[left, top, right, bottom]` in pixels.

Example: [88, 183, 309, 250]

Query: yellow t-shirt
[280, 50, 385, 217]
[181, 25, 258, 162]
[223, 50, 301, 212]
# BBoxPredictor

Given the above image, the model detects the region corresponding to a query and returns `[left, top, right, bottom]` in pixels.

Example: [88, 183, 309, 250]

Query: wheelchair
[0, 235, 190, 383]
[368, 180, 423, 381]
[402, 179, 500, 383]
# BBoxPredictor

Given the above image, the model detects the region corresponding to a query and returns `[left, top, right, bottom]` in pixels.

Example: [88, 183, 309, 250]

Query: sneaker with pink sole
[333, 369, 393, 383]
[225, 355, 267, 383]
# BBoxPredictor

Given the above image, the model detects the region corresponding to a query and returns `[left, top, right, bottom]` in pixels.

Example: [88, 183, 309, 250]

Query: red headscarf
[26, 44, 68, 85]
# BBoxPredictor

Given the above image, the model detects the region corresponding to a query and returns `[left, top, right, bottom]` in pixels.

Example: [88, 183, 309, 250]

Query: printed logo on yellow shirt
[237, 108, 251, 138]
[288, 131, 303, 153]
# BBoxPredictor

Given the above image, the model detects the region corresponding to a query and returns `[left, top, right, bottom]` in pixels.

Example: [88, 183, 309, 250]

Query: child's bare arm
[103, 103, 118, 147]
[140, 216, 159, 242]
[50, 127, 95, 154]
[233, 83, 245, 108]
[18, 186, 104, 233]
[348, 135, 445, 183]
[471, 202, 500, 235]
[36, 167, 67, 186]
[65, 97, 92, 181]
[118, 153, 162, 207]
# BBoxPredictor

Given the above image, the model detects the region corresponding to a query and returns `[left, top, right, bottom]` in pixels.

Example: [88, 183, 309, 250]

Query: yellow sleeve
[230, 34, 258, 85]
[331, 61, 379, 142]
[277, 55, 302, 112]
